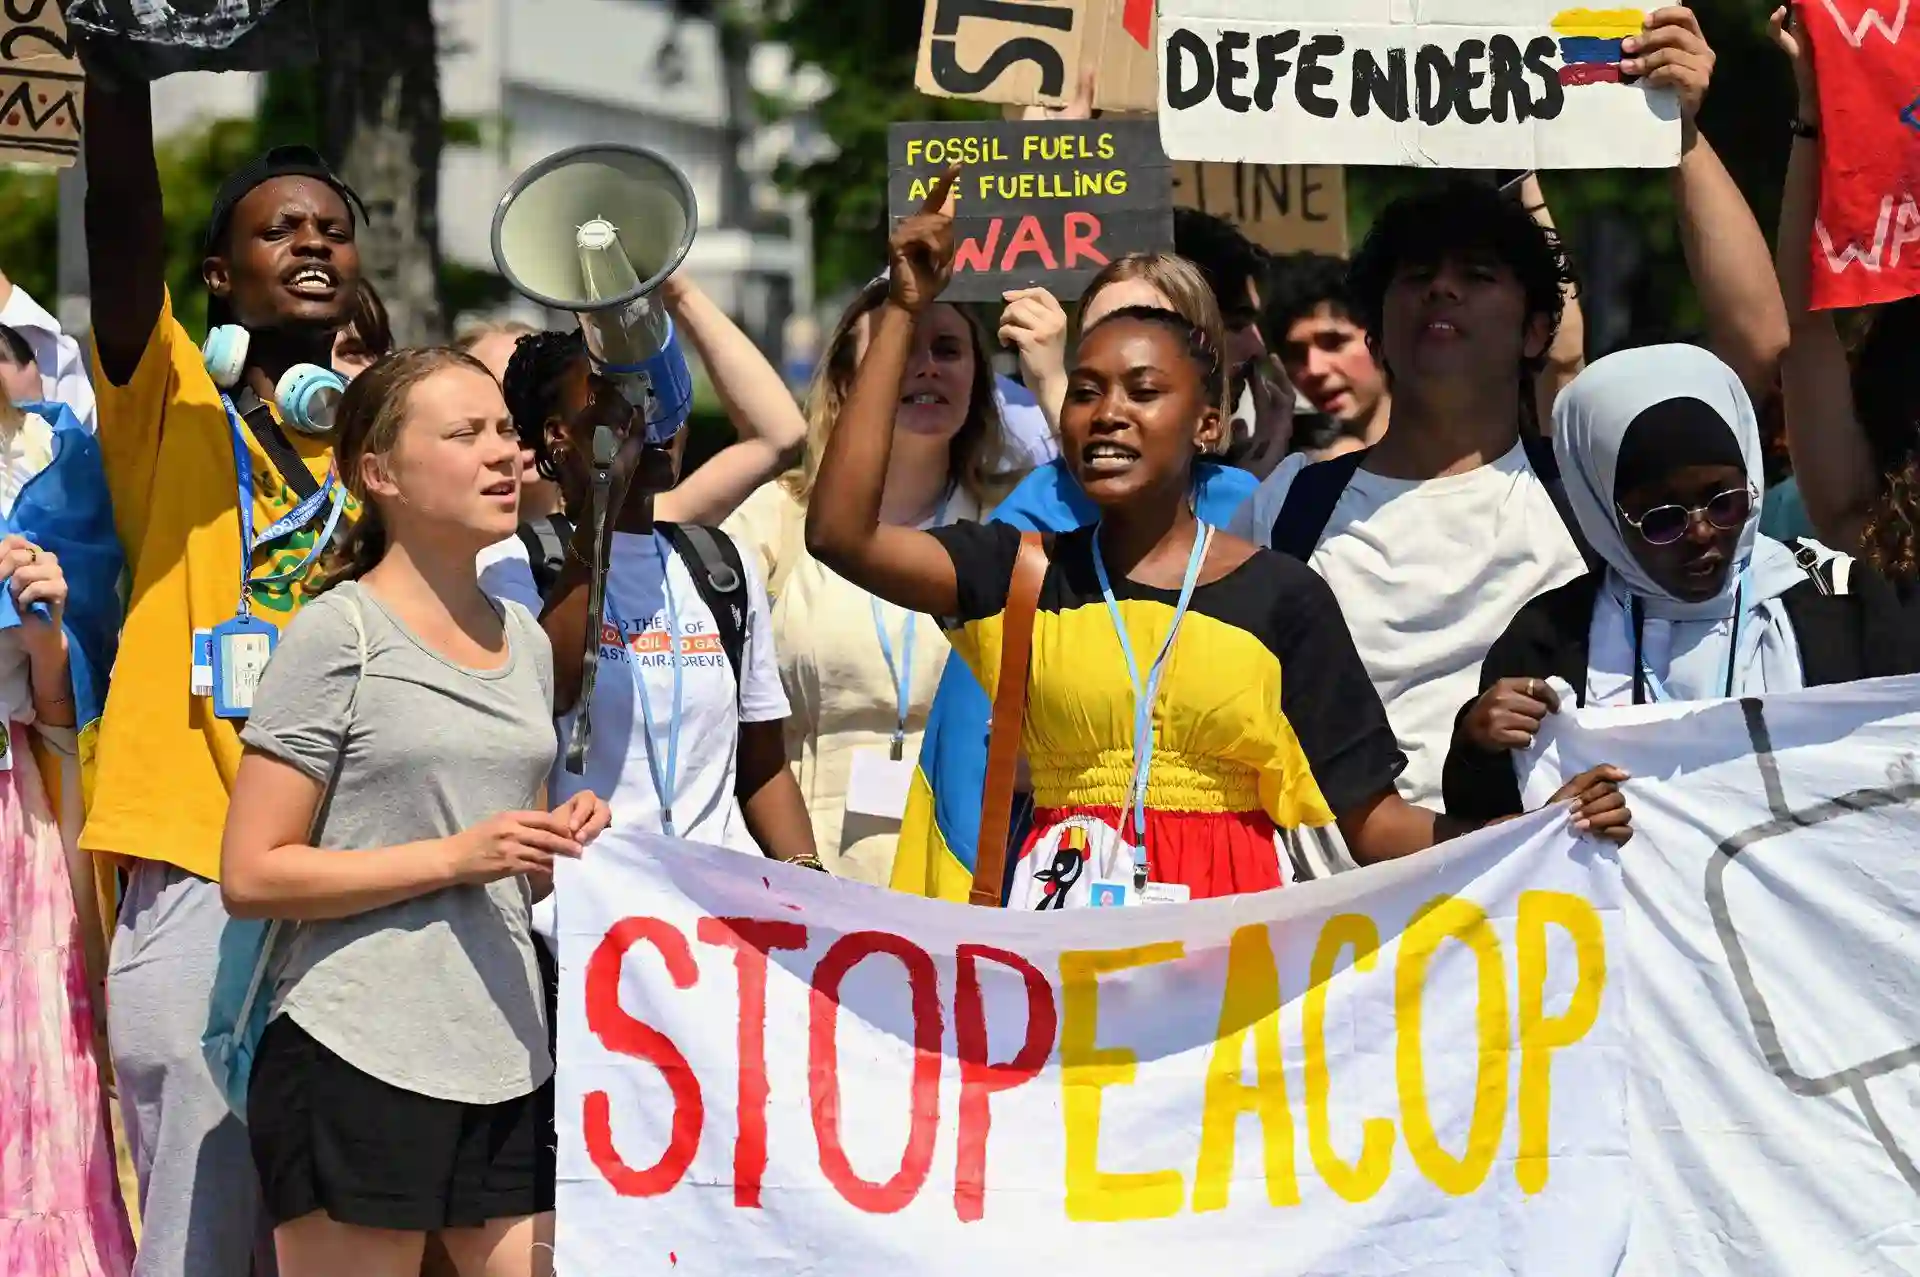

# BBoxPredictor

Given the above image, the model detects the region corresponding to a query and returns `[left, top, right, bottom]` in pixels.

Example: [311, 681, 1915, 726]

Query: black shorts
[248, 1014, 556, 1231]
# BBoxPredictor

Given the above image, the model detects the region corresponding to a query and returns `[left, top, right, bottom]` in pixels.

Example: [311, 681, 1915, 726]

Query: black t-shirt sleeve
[1442, 599, 1565, 824]
[1273, 565, 1408, 816]
[1849, 567, 1920, 679]
[927, 520, 1023, 626]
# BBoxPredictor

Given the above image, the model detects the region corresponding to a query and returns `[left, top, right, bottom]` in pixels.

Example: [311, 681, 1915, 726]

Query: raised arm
[1522, 174, 1586, 424]
[1768, 5, 1877, 551]
[803, 171, 965, 619]
[654, 274, 808, 525]
[1629, 7, 1789, 396]
[82, 82, 166, 387]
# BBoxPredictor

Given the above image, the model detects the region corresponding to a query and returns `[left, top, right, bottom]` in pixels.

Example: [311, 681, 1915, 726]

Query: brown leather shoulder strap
[972, 531, 1048, 907]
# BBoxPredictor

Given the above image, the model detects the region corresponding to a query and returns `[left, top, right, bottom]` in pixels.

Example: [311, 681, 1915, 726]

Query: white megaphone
[490, 142, 699, 446]
[492, 143, 700, 774]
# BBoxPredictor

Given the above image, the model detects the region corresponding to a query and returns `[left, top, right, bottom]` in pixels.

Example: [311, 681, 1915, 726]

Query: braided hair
[501, 328, 586, 483]
[1081, 304, 1225, 408]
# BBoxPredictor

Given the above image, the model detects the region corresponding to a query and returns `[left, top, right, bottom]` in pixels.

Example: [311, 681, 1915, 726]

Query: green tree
[0, 117, 268, 339]
[762, 0, 997, 296]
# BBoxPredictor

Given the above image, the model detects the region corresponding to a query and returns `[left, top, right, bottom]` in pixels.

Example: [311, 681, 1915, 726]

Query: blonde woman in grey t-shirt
[220, 347, 610, 1277]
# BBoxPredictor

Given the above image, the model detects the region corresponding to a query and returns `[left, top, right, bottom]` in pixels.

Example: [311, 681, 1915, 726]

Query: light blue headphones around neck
[201, 324, 346, 436]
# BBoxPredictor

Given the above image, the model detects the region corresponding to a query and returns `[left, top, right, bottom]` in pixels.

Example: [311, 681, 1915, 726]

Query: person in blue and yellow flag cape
[0, 390, 135, 1274]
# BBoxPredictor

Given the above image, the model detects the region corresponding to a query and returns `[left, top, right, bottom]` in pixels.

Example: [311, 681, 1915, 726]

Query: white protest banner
[1519, 675, 1920, 1274]
[1156, 0, 1681, 170]
[554, 818, 1627, 1272]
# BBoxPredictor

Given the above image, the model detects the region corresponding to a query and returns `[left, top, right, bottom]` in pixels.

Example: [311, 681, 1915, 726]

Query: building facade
[148, 0, 816, 364]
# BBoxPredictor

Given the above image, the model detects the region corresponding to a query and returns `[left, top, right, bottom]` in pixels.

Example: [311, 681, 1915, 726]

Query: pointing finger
[922, 164, 961, 217]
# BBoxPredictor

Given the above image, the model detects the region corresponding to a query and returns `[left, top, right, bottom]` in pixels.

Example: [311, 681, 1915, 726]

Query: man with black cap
[81, 81, 366, 1277]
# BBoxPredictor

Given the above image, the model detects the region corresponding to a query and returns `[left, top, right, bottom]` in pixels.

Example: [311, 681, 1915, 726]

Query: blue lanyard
[870, 597, 918, 761]
[1091, 521, 1213, 879]
[223, 395, 344, 617]
[614, 533, 685, 837]
[1628, 576, 1743, 705]
[870, 488, 952, 760]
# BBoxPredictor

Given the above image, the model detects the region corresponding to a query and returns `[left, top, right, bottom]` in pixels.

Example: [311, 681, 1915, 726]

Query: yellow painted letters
[1060, 943, 1187, 1222]
[1304, 914, 1393, 1202]
[1396, 896, 1510, 1197]
[1194, 924, 1298, 1212]
[1516, 890, 1607, 1194]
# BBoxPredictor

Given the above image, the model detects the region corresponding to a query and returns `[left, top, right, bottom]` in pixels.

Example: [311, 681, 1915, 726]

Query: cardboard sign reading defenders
[916, 0, 1160, 113]
[888, 119, 1173, 302]
[0, 0, 83, 167]
[1156, 1, 1681, 170]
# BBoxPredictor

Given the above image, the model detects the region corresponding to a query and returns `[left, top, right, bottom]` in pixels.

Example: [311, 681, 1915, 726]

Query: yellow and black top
[930, 521, 1405, 834]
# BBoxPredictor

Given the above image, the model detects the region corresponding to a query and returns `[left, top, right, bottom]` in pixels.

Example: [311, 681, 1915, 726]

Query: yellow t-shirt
[80, 290, 353, 879]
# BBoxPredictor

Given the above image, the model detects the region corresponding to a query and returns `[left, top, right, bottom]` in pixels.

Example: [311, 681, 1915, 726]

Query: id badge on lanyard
[208, 396, 344, 719]
[211, 614, 277, 718]
[1084, 522, 1212, 908]
[846, 490, 952, 821]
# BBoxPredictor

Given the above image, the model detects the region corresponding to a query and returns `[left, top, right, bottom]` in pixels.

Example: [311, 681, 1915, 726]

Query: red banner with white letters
[1804, 0, 1920, 308]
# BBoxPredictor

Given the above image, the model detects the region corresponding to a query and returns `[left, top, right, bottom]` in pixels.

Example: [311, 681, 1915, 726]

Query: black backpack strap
[517, 514, 572, 601]
[660, 522, 748, 688]
[1521, 434, 1603, 574]
[232, 386, 322, 502]
[515, 523, 550, 594]
[1267, 449, 1369, 562]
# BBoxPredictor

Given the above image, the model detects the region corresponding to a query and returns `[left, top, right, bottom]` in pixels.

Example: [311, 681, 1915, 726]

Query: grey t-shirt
[240, 582, 557, 1104]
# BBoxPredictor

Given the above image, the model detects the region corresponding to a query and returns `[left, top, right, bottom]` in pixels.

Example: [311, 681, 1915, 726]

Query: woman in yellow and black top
[934, 518, 1409, 898]
[807, 171, 1634, 904]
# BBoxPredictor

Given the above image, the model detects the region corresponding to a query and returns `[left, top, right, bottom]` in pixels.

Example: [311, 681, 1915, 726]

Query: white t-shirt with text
[550, 529, 789, 846]
[1231, 439, 1586, 810]
[480, 530, 789, 937]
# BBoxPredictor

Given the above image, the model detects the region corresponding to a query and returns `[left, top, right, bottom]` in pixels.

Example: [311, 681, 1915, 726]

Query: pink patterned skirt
[0, 726, 133, 1276]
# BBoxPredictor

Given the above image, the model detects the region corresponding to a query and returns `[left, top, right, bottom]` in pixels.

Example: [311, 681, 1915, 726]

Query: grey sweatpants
[108, 860, 277, 1277]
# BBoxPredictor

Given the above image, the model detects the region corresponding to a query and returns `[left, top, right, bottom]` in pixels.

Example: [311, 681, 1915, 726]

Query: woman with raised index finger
[811, 169, 1634, 909]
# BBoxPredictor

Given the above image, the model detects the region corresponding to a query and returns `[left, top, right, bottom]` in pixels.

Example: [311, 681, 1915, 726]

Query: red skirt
[1019, 805, 1286, 901]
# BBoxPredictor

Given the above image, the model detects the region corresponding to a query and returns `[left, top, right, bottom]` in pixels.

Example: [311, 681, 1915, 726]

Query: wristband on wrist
[1790, 117, 1819, 139]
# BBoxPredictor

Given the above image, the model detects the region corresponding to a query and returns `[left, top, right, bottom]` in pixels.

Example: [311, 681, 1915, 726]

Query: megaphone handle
[563, 470, 616, 775]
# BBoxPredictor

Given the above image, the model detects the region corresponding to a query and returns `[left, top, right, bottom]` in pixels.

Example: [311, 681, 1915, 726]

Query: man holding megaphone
[81, 79, 366, 1277]
[491, 144, 817, 883]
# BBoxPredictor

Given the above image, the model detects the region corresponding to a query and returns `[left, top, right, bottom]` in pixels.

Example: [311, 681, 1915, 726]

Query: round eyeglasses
[1617, 485, 1755, 546]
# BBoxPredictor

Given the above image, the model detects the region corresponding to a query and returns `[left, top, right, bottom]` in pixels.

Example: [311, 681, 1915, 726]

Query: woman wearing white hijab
[1443, 344, 1920, 822]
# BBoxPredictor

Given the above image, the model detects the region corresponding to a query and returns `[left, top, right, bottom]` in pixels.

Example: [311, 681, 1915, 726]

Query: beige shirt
[725, 482, 984, 885]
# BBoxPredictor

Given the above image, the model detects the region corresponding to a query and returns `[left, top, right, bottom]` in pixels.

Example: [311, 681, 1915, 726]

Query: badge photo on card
[191, 628, 215, 697]
[211, 614, 278, 719]
[1088, 879, 1132, 908]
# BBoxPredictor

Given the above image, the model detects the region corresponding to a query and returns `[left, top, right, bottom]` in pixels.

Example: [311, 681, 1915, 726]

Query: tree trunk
[314, 0, 446, 345]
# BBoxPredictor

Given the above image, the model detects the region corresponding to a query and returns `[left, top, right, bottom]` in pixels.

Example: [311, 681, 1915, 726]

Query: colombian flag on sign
[1551, 8, 1644, 85]
[889, 458, 1257, 903]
